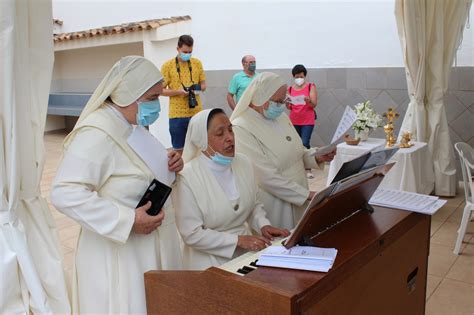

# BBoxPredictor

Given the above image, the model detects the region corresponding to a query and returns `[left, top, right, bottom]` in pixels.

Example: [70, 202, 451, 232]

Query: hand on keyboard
[261, 225, 290, 240]
[237, 235, 271, 251]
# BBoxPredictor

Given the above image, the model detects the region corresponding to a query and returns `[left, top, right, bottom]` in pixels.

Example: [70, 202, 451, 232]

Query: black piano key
[242, 266, 256, 272]
[236, 268, 249, 275]
[249, 261, 258, 267]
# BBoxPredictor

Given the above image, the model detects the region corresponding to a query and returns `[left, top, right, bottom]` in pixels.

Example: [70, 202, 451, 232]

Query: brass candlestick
[382, 108, 399, 148]
[399, 131, 414, 148]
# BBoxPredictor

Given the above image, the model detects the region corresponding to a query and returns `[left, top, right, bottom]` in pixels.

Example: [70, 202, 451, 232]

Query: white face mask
[294, 78, 305, 86]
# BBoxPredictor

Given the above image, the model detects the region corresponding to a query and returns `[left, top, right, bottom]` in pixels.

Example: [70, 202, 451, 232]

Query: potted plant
[352, 101, 383, 141]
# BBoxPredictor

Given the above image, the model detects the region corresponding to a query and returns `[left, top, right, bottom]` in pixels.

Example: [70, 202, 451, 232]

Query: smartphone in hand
[136, 179, 172, 216]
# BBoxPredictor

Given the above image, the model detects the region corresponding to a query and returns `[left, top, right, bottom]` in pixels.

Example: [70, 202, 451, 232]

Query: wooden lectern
[144, 174, 430, 314]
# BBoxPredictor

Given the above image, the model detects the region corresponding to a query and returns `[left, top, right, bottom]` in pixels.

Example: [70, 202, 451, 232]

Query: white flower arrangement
[352, 100, 383, 132]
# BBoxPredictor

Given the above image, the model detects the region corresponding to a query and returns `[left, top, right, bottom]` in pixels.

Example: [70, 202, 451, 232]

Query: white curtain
[0, 0, 70, 313]
[395, 0, 472, 196]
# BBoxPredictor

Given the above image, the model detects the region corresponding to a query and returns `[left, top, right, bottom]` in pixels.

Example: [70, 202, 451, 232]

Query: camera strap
[175, 57, 194, 89]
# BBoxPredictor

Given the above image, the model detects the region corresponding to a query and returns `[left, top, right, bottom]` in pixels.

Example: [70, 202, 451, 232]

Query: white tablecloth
[327, 138, 385, 186]
[327, 138, 435, 194]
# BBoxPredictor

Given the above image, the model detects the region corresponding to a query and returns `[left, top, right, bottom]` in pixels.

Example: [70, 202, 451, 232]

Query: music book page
[312, 105, 357, 157]
[369, 188, 446, 215]
[257, 245, 338, 272]
[331, 105, 357, 143]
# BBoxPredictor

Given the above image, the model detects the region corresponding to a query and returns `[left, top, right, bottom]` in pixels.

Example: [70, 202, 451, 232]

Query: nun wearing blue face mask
[174, 108, 289, 270]
[230, 72, 337, 230]
[51, 56, 183, 314]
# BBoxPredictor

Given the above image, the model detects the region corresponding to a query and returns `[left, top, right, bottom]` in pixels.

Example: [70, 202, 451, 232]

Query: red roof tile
[53, 16, 191, 42]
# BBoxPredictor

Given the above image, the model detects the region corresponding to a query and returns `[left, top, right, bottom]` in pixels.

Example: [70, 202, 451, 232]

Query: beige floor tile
[428, 243, 460, 278]
[431, 220, 444, 237]
[441, 196, 466, 208]
[426, 279, 474, 315]
[432, 205, 458, 223]
[308, 181, 327, 192]
[446, 244, 474, 285]
[447, 204, 473, 225]
[431, 221, 472, 248]
[426, 275, 443, 300]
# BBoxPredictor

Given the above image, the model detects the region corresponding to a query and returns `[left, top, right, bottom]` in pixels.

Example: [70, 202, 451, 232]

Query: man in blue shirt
[227, 55, 258, 110]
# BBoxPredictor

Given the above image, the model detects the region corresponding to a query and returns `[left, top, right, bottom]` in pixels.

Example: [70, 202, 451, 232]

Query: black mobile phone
[136, 179, 172, 216]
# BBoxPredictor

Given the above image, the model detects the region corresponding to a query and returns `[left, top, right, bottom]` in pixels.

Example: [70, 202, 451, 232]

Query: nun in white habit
[51, 56, 183, 314]
[230, 72, 336, 230]
[174, 108, 289, 270]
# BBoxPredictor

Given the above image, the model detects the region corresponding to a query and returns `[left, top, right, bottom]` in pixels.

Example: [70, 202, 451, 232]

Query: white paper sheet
[311, 105, 357, 158]
[127, 126, 176, 186]
[257, 245, 338, 272]
[331, 105, 357, 143]
[369, 188, 445, 215]
[288, 95, 306, 105]
[256, 258, 332, 272]
[261, 245, 337, 260]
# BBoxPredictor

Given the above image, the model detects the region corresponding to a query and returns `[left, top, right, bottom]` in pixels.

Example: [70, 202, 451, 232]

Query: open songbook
[256, 246, 338, 272]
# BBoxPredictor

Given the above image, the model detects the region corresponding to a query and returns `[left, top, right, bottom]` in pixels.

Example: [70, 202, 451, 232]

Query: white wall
[143, 38, 181, 147]
[53, 42, 144, 92]
[45, 115, 66, 132]
[53, 0, 473, 69]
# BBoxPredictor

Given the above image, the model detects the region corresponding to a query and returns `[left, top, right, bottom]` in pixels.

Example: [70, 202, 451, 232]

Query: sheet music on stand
[369, 188, 446, 215]
[312, 105, 357, 157]
[331, 163, 393, 195]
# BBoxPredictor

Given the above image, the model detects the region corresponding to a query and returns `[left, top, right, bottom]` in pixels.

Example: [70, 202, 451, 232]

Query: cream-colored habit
[52, 56, 182, 314]
[231, 73, 321, 230]
[175, 109, 271, 270]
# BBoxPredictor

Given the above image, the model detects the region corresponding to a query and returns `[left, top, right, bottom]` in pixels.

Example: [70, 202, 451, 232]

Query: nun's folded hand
[168, 150, 184, 172]
[132, 201, 165, 234]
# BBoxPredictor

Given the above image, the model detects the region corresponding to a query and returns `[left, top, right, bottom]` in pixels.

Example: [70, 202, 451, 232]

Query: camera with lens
[183, 84, 201, 108]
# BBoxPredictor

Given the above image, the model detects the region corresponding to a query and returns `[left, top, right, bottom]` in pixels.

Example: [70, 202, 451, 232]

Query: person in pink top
[286, 64, 317, 149]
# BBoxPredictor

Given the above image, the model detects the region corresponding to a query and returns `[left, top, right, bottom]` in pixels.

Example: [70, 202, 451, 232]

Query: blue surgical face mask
[180, 52, 192, 62]
[136, 99, 161, 126]
[263, 101, 285, 120]
[247, 63, 256, 72]
[208, 145, 234, 166]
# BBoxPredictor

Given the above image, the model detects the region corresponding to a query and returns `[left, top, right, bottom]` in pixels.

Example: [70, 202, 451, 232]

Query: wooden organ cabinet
[145, 173, 430, 314]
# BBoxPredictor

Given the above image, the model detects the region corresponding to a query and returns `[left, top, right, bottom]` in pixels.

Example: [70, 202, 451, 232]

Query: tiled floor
[42, 130, 474, 314]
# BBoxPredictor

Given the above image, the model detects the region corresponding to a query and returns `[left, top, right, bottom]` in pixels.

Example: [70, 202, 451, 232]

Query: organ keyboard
[145, 174, 430, 314]
[218, 239, 284, 275]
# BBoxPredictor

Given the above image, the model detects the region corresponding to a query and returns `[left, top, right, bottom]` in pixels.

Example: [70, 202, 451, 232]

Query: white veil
[64, 56, 163, 147]
[230, 72, 285, 121]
